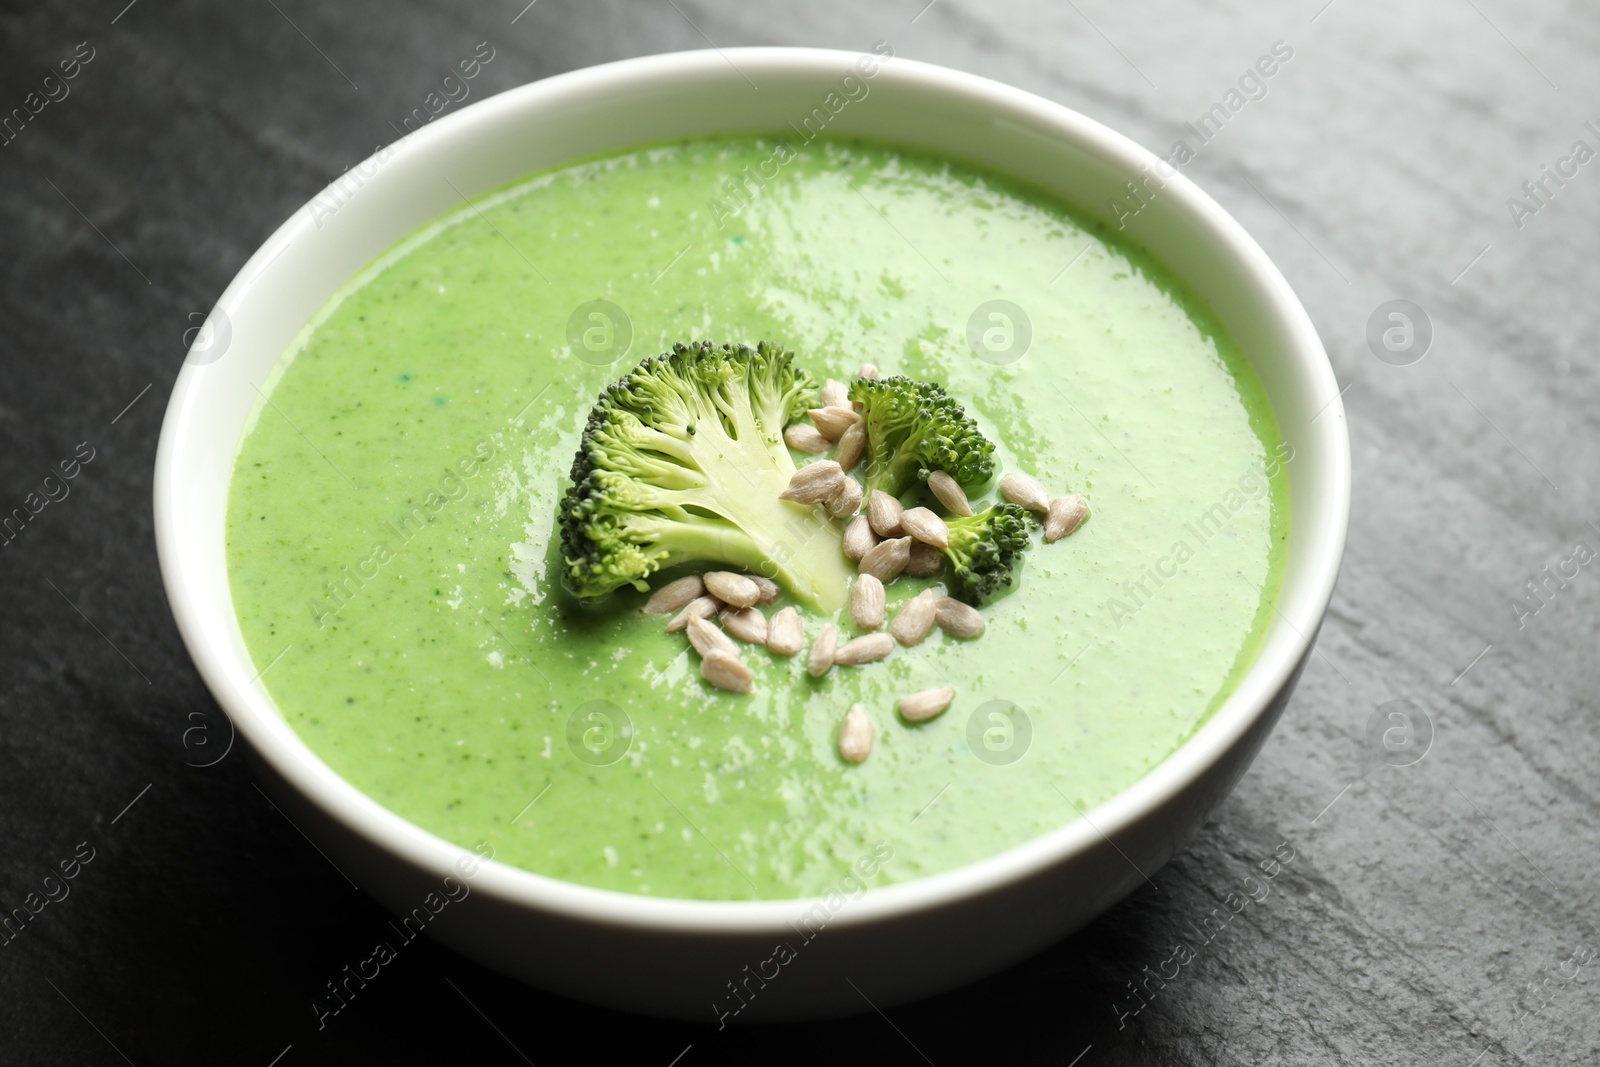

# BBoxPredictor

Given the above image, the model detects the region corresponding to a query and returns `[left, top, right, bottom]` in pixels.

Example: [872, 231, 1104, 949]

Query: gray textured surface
[2, 0, 1596, 1063]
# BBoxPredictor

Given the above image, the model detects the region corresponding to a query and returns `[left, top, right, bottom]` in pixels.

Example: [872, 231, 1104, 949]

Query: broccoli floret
[941, 502, 1033, 604]
[559, 341, 855, 612]
[848, 374, 996, 498]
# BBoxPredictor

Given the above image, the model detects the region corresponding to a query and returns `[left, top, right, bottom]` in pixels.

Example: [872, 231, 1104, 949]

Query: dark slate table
[3, 1, 1595, 1063]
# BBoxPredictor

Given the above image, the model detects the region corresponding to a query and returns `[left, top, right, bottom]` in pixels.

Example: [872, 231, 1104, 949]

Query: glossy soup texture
[226, 137, 1288, 900]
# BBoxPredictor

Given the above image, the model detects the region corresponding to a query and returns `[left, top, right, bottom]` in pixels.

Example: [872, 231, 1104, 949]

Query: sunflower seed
[888, 589, 938, 646]
[933, 596, 985, 639]
[842, 514, 879, 561]
[821, 378, 850, 408]
[838, 704, 872, 763]
[999, 472, 1049, 513]
[784, 423, 832, 453]
[749, 575, 781, 604]
[858, 536, 911, 582]
[857, 362, 879, 380]
[825, 476, 864, 519]
[644, 575, 705, 615]
[835, 421, 866, 472]
[808, 622, 838, 677]
[701, 649, 753, 693]
[766, 606, 805, 656]
[906, 540, 943, 577]
[705, 570, 761, 608]
[1044, 494, 1088, 542]
[866, 490, 904, 536]
[927, 470, 973, 517]
[665, 595, 719, 633]
[898, 686, 955, 723]
[687, 615, 737, 658]
[850, 574, 886, 630]
[834, 632, 894, 665]
[808, 405, 861, 441]
[899, 506, 949, 549]
[719, 605, 769, 644]
[779, 460, 845, 504]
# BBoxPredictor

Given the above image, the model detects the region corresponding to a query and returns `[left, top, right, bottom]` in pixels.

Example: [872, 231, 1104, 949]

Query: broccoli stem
[675, 424, 853, 614]
[722, 495, 854, 615]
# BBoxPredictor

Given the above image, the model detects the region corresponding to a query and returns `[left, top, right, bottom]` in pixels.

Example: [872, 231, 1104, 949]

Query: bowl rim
[154, 45, 1350, 933]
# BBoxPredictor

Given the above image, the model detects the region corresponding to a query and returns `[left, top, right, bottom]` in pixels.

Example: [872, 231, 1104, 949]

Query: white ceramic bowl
[155, 47, 1348, 1021]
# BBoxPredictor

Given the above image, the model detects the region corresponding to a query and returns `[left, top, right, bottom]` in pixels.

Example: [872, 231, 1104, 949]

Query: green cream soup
[227, 137, 1287, 900]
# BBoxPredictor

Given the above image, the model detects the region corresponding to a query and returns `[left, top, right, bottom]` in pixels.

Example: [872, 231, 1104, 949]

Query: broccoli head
[848, 374, 996, 497]
[941, 502, 1032, 604]
[559, 341, 855, 612]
